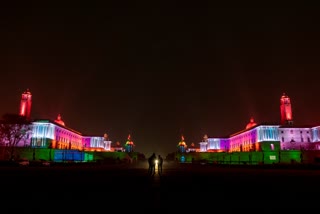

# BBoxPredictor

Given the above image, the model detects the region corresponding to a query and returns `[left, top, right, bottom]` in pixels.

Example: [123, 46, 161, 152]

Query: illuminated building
[199, 134, 227, 152]
[19, 89, 32, 121]
[228, 124, 280, 152]
[196, 93, 320, 153]
[173, 93, 320, 165]
[4, 89, 115, 153]
[30, 119, 107, 151]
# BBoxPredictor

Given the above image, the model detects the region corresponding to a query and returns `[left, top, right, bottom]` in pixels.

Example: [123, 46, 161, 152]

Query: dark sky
[1, 2, 320, 157]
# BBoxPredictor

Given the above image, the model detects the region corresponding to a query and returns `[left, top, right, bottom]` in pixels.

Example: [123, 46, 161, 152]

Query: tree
[0, 113, 32, 161]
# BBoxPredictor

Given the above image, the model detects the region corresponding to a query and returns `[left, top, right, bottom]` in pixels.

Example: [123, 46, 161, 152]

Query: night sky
[1, 2, 320, 157]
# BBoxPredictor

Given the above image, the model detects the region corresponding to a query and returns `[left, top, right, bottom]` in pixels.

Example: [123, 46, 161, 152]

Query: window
[270, 155, 276, 160]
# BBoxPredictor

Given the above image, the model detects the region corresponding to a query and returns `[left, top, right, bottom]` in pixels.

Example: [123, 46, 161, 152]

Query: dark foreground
[2, 161, 320, 208]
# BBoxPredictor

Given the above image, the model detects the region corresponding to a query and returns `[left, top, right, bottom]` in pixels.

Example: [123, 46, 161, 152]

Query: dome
[54, 114, 65, 126]
[246, 117, 257, 129]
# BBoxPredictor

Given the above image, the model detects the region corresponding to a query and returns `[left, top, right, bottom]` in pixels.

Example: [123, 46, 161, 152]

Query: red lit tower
[280, 93, 293, 125]
[19, 89, 32, 121]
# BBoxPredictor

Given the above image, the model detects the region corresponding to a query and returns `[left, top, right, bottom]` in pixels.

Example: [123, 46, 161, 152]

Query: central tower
[19, 89, 32, 121]
[280, 93, 293, 125]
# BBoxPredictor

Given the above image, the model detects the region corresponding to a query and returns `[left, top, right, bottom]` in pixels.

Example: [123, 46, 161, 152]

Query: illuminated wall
[200, 125, 320, 153]
[89, 137, 103, 150]
[256, 125, 280, 142]
[280, 127, 316, 150]
[229, 128, 257, 152]
[202, 138, 229, 152]
[311, 126, 320, 142]
[82, 136, 92, 149]
[82, 136, 112, 151]
[200, 125, 280, 153]
[31, 122, 55, 147]
[14, 120, 111, 152]
[220, 138, 230, 151]
[104, 140, 112, 151]
[31, 121, 83, 150]
[207, 138, 221, 150]
[199, 141, 207, 152]
[312, 127, 320, 151]
[201, 125, 320, 153]
[228, 125, 280, 152]
[15, 130, 32, 147]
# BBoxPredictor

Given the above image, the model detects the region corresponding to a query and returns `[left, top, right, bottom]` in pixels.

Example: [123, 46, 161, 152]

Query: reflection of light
[155, 159, 158, 165]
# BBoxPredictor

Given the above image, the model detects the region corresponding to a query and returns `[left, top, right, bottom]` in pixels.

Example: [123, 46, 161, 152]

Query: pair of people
[148, 153, 163, 176]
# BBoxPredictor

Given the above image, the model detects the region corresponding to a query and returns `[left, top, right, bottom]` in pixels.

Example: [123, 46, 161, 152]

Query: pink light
[20, 103, 26, 116]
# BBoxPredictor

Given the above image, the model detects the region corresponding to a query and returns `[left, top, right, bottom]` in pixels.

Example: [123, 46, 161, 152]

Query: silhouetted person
[148, 153, 156, 176]
[157, 155, 163, 175]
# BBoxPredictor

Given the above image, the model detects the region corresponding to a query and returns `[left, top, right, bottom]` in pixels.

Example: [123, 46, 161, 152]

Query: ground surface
[1, 161, 319, 209]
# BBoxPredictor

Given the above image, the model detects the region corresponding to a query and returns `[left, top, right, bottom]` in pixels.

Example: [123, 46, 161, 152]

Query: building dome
[246, 117, 257, 129]
[54, 114, 65, 126]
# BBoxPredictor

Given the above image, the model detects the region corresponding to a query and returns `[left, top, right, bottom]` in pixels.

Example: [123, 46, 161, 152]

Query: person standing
[148, 153, 156, 176]
[157, 155, 163, 175]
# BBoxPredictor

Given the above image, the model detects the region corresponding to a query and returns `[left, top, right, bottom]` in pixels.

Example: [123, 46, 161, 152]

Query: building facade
[178, 93, 320, 154]
[4, 89, 118, 153]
